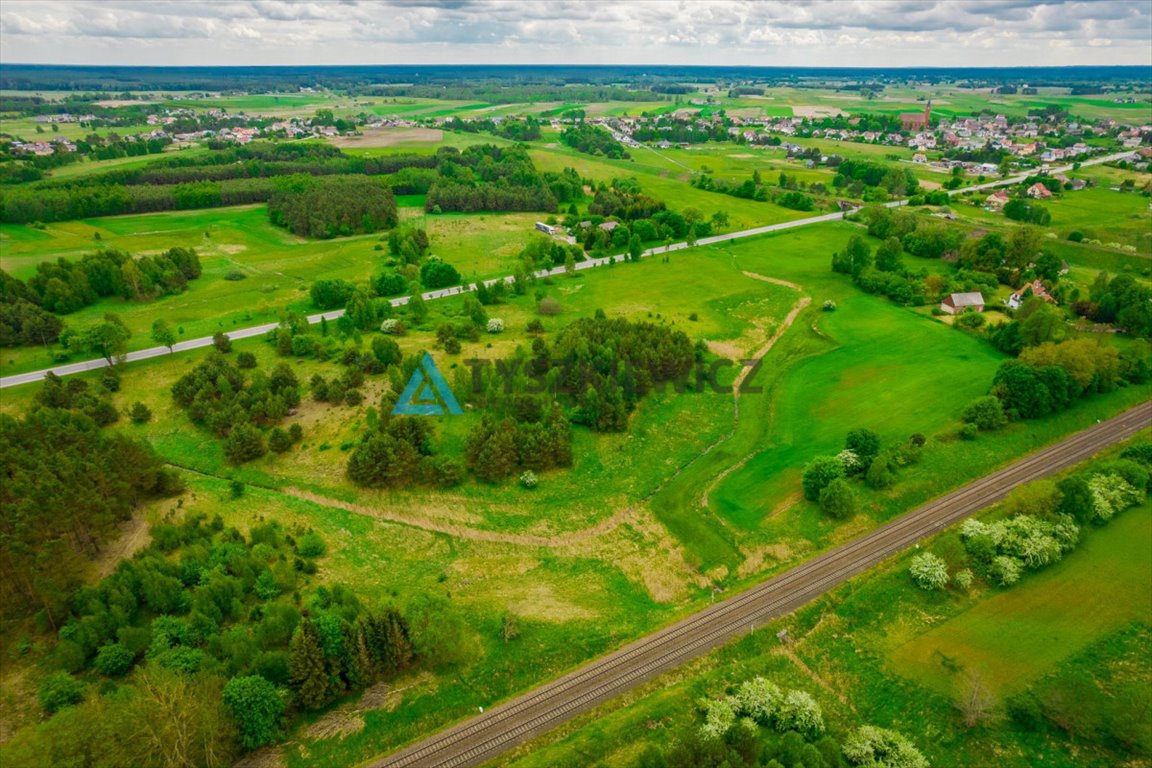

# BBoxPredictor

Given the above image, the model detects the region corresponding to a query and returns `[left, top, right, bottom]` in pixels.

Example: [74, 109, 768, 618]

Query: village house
[941, 292, 985, 315]
[985, 190, 1010, 211]
[1027, 182, 1053, 200]
[1006, 280, 1056, 310]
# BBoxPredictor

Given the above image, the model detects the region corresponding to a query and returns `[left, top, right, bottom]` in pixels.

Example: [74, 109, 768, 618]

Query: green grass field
[494, 444, 1152, 768]
[889, 505, 1152, 695]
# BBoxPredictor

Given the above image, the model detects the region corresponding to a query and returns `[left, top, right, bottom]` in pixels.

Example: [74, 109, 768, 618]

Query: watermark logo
[392, 353, 463, 416]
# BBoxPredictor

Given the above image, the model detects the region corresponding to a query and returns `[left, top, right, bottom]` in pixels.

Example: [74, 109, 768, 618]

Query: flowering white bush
[990, 555, 1022, 587]
[730, 677, 783, 726]
[698, 698, 736, 740]
[776, 689, 824, 738]
[519, 470, 538, 489]
[953, 569, 974, 590]
[487, 318, 505, 334]
[909, 552, 949, 590]
[842, 726, 929, 768]
[823, 300, 837, 312]
[380, 318, 403, 334]
[1087, 473, 1142, 522]
[836, 449, 861, 473]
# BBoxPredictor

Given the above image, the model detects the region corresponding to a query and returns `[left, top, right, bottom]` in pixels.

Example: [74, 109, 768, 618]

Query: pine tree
[353, 621, 378, 684]
[342, 622, 366, 691]
[289, 618, 331, 709]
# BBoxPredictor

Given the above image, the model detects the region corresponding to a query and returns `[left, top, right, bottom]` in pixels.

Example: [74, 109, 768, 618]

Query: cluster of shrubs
[634, 675, 927, 768]
[170, 354, 303, 463]
[910, 444, 1150, 592]
[801, 429, 925, 518]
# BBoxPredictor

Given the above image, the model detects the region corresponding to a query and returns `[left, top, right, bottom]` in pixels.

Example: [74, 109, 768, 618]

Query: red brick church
[900, 101, 932, 132]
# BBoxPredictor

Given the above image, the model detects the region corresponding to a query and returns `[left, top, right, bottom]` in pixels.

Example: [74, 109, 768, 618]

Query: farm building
[941, 292, 985, 315]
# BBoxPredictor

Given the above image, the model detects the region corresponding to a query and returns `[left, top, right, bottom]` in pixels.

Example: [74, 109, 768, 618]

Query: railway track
[367, 400, 1151, 768]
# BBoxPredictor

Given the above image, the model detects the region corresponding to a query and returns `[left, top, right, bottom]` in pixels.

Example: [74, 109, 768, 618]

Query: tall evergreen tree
[289, 618, 331, 709]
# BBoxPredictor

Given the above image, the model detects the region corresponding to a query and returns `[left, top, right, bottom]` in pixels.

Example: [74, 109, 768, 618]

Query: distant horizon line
[2, 62, 1150, 72]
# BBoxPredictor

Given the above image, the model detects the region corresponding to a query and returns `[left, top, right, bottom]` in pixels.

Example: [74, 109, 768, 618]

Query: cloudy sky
[1, 0, 1150, 68]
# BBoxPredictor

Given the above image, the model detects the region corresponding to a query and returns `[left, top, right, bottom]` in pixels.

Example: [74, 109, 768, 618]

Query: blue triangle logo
[392, 353, 463, 416]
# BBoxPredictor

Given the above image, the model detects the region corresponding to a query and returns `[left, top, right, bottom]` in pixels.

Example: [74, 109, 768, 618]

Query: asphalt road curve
[368, 400, 1152, 768]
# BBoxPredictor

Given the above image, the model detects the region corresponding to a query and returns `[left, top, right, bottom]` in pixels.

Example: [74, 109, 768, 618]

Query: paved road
[0, 151, 1133, 391]
[367, 400, 1152, 768]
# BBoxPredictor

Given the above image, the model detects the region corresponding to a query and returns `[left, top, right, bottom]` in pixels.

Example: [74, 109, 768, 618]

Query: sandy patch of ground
[284, 487, 642, 548]
[94, 514, 152, 579]
[554, 506, 708, 603]
[234, 748, 286, 768]
[304, 709, 365, 741]
[737, 541, 801, 575]
[791, 106, 849, 118]
[736, 541, 799, 579]
[766, 490, 804, 522]
[302, 672, 438, 745]
[918, 179, 943, 191]
[706, 339, 745, 360]
[94, 99, 158, 108]
[484, 582, 598, 623]
[216, 243, 248, 255]
[330, 127, 443, 148]
[727, 153, 755, 159]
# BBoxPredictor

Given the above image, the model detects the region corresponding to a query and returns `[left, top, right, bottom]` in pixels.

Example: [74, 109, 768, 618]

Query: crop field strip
[368, 400, 1152, 767]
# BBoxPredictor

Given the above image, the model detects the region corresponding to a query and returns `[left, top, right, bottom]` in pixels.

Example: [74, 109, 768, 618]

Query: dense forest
[0, 247, 201, 348]
[560, 122, 630, 159]
[267, 175, 398, 238]
[441, 116, 543, 142]
[0, 504, 449, 766]
[0, 405, 184, 627]
[0, 143, 435, 224]
[425, 144, 558, 213]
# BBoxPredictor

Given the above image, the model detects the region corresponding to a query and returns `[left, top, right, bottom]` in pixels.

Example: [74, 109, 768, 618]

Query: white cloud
[0, 0, 1148, 66]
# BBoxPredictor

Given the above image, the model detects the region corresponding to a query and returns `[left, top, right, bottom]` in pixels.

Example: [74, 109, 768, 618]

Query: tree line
[1, 247, 201, 348]
[1, 176, 278, 224]
[26, 142, 438, 189]
[561, 123, 630, 159]
[441, 116, 542, 141]
[267, 174, 399, 238]
[424, 144, 557, 213]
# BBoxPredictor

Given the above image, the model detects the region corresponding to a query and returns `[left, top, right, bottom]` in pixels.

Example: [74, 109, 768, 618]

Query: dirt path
[775, 646, 858, 713]
[699, 276, 810, 509]
[94, 515, 152, 578]
[285, 488, 641, 548]
[740, 271, 802, 292]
